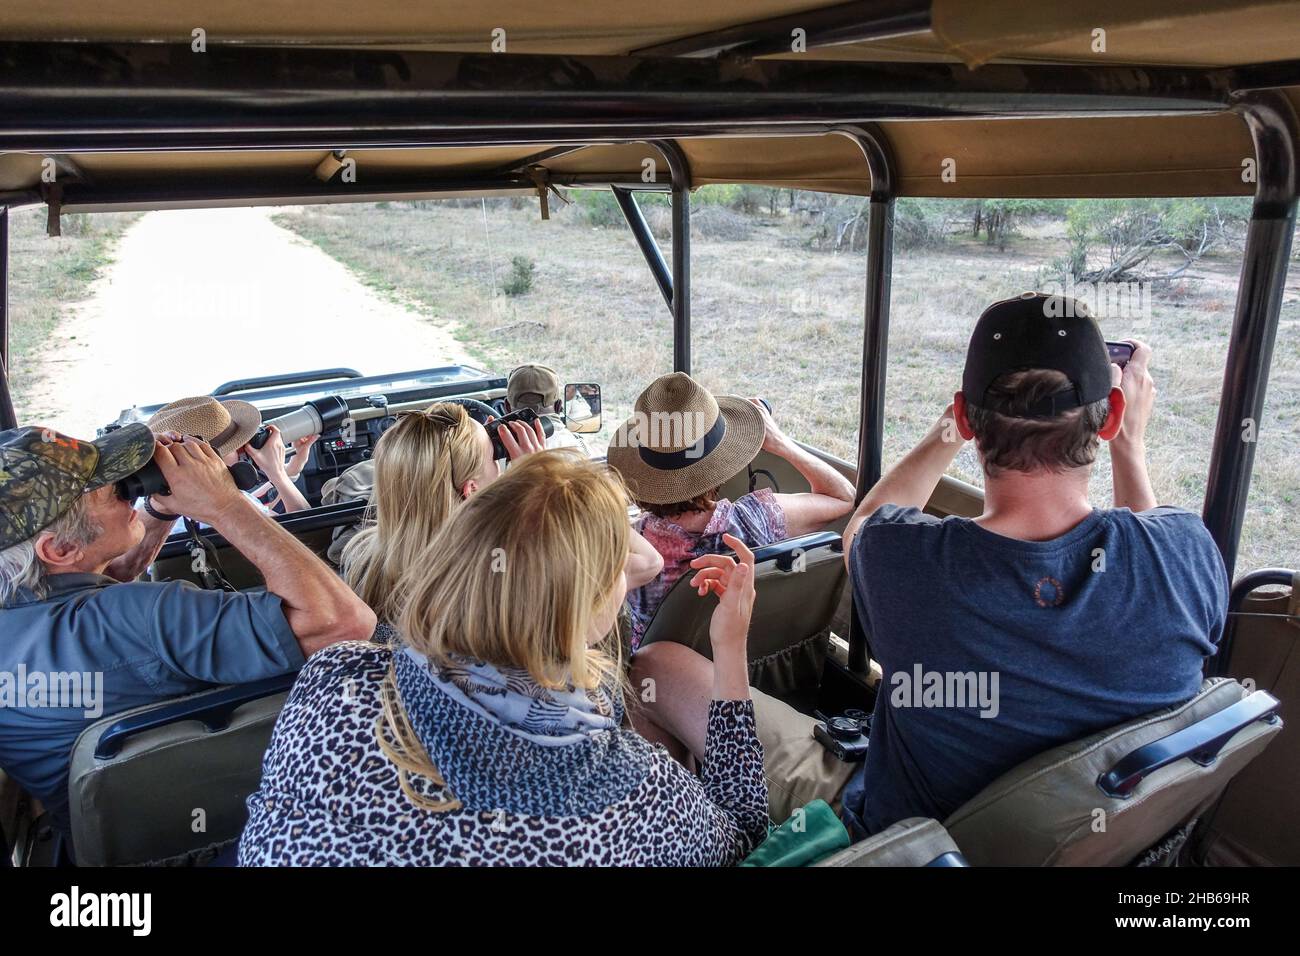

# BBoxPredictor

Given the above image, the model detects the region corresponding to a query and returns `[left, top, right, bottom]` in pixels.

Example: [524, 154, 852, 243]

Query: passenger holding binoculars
[0, 421, 375, 845]
[146, 396, 310, 519]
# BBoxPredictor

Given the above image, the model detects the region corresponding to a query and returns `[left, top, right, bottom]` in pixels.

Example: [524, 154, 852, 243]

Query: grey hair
[0, 495, 103, 606]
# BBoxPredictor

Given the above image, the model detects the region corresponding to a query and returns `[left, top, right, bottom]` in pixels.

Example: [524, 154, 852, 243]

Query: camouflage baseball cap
[0, 424, 155, 549]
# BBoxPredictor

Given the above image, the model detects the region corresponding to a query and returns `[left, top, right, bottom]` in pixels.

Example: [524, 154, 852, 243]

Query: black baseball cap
[961, 293, 1113, 419]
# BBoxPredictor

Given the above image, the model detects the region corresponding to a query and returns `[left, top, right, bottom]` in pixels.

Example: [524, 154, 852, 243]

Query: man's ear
[1097, 387, 1127, 441]
[953, 391, 976, 442]
[33, 530, 83, 571]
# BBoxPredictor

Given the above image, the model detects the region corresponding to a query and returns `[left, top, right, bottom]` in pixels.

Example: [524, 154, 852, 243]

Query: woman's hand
[689, 534, 756, 700]
[490, 416, 548, 461]
[749, 398, 789, 455]
[286, 433, 319, 478]
[242, 424, 290, 479]
[688, 533, 757, 655]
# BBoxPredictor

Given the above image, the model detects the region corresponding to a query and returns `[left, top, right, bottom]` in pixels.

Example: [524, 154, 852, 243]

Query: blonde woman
[343, 403, 662, 634]
[238, 453, 766, 866]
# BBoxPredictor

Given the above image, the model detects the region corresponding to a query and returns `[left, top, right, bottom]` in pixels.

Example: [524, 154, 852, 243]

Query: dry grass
[271, 198, 1297, 574]
[6, 208, 142, 404]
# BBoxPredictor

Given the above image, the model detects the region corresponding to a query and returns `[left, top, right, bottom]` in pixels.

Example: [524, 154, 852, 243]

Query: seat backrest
[1192, 572, 1300, 865]
[814, 817, 968, 867]
[944, 678, 1282, 866]
[639, 532, 845, 698]
[68, 675, 294, 866]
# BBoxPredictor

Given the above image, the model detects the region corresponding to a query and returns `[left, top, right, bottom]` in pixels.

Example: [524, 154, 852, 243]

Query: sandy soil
[24, 206, 475, 438]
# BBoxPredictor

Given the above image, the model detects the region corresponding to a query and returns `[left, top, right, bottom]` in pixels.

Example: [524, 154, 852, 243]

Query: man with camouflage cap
[0, 424, 375, 842]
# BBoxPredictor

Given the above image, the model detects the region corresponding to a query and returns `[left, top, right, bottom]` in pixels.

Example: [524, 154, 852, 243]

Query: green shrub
[503, 255, 536, 296]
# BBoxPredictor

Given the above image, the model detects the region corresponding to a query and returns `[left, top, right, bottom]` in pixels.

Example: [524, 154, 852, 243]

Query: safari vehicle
[0, 1, 1296, 869]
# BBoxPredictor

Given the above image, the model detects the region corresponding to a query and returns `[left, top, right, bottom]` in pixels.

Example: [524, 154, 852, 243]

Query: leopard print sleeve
[696, 699, 769, 852]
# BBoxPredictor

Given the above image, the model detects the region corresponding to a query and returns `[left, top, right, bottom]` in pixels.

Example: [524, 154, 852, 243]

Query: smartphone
[1106, 341, 1135, 368]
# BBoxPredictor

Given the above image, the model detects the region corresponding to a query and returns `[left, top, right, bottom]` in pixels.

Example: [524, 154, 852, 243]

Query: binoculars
[116, 458, 261, 501]
[488, 407, 555, 460]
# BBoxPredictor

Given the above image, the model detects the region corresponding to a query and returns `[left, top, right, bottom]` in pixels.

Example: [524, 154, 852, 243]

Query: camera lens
[826, 716, 861, 742]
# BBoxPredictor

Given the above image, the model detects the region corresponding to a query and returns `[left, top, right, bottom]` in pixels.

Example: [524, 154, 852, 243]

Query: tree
[1058, 198, 1250, 283]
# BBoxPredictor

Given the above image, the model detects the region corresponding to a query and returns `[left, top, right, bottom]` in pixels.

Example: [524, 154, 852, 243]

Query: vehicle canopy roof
[0, 1, 1298, 207]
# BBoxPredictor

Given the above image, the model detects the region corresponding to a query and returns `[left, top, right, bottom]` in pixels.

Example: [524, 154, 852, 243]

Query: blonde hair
[380, 451, 632, 809]
[342, 403, 485, 623]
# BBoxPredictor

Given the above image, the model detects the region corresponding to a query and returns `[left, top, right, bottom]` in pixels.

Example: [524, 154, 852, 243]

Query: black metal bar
[212, 368, 363, 397]
[53, 173, 666, 214]
[633, 0, 932, 59]
[0, 42, 1241, 155]
[1096, 690, 1281, 799]
[156, 499, 369, 560]
[1209, 567, 1297, 679]
[836, 126, 895, 676]
[1202, 92, 1299, 579]
[484, 145, 592, 177]
[0, 207, 8, 377]
[94, 672, 297, 760]
[653, 141, 692, 375]
[0, 207, 14, 431]
[611, 187, 673, 311]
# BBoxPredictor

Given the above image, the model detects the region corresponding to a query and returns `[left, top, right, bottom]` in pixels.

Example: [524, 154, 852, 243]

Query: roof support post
[1202, 91, 1299, 580]
[612, 187, 674, 312]
[837, 126, 896, 676]
[653, 141, 692, 375]
[0, 206, 15, 431]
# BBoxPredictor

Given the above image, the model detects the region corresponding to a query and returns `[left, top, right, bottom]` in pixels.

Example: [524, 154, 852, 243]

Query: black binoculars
[116, 459, 261, 501]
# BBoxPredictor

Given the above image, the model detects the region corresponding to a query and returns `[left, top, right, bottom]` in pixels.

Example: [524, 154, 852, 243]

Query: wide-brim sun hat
[146, 396, 262, 457]
[606, 372, 765, 505]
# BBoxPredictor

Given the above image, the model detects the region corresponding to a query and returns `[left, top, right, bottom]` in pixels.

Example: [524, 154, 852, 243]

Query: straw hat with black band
[146, 396, 262, 458]
[606, 373, 765, 506]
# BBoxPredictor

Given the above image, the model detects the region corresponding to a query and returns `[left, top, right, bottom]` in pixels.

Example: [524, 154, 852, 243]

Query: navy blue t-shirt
[840, 505, 1226, 838]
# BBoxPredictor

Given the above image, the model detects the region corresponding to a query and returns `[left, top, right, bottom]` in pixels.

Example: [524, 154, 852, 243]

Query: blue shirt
[840, 505, 1226, 838]
[0, 572, 303, 830]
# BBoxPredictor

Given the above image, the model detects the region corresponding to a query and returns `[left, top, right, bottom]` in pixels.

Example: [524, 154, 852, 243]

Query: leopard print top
[238, 641, 768, 866]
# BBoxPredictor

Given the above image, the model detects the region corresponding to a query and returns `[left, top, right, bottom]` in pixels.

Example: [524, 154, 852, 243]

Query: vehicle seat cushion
[814, 817, 959, 867]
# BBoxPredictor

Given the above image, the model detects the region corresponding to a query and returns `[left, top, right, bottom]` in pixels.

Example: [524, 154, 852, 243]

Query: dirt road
[24, 206, 476, 438]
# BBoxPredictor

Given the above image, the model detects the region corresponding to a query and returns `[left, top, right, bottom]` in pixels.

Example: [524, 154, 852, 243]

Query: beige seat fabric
[1193, 581, 1300, 865]
[944, 678, 1281, 866]
[814, 817, 963, 867]
[68, 687, 288, 866]
[639, 537, 845, 698]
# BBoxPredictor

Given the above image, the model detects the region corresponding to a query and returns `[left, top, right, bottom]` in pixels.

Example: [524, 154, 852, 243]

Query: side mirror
[564, 383, 602, 434]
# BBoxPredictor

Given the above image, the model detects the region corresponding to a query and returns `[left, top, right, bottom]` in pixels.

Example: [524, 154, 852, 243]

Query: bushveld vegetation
[272, 190, 1296, 572]
[7, 192, 1291, 572]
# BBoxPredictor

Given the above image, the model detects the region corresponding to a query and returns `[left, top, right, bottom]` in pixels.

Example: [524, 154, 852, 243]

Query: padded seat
[944, 678, 1282, 866]
[638, 532, 845, 699]
[814, 817, 968, 867]
[68, 674, 294, 866]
